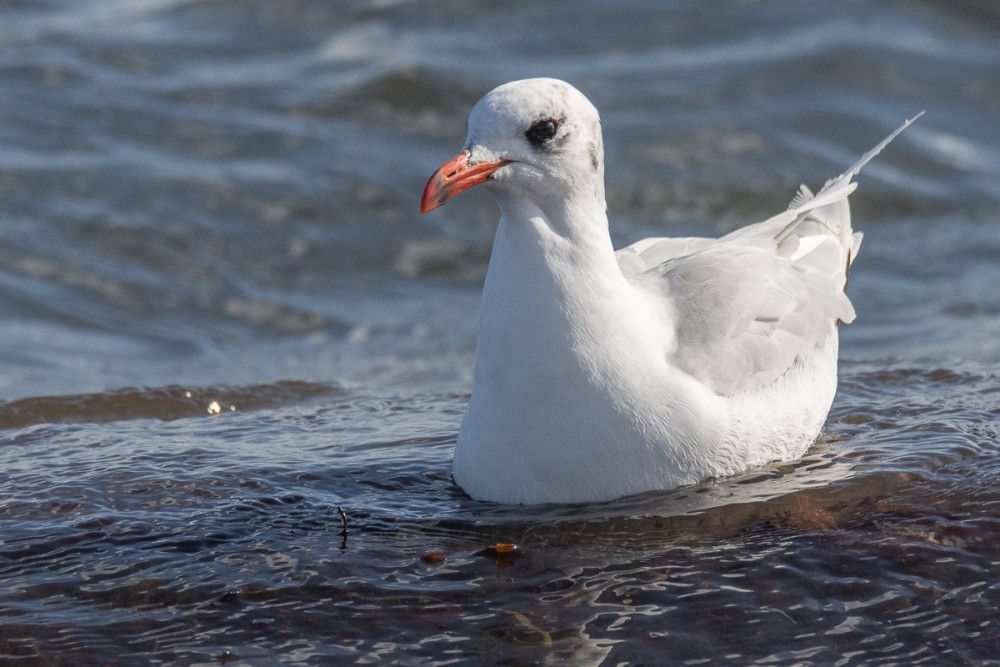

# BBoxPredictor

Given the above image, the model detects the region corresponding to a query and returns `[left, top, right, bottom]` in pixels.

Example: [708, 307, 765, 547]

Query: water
[1, 0, 998, 663]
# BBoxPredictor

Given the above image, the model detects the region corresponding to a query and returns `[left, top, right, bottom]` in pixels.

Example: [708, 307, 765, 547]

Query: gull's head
[421, 78, 605, 215]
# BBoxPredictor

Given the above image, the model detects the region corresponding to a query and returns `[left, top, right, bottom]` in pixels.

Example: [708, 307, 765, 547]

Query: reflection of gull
[422, 78, 920, 505]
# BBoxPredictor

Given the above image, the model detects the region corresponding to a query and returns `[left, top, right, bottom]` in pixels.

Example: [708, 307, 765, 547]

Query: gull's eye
[525, 118, 559, 146]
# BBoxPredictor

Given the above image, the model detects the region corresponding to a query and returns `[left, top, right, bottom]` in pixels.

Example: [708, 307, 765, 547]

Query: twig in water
[337, 505, 349, 550]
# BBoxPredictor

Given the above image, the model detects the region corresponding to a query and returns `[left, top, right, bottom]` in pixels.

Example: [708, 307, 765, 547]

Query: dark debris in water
[421, 542, 523, 569]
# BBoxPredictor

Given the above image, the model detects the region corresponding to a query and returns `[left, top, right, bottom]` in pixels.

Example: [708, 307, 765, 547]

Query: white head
[421, 78, 606, 221]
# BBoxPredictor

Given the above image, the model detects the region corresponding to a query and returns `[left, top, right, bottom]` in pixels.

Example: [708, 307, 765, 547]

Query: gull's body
[421, 78, 919, 505]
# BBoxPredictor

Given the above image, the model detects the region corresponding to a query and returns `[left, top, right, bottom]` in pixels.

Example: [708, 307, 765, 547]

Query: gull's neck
[472, 187, 649, 403]
[489, 188, 616, 272]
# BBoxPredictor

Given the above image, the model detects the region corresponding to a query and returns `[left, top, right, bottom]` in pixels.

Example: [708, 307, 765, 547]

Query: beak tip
[420, 179, 442, 215]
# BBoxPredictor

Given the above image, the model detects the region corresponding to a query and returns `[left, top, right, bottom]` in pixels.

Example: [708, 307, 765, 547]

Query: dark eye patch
[525, 118, 560, 146]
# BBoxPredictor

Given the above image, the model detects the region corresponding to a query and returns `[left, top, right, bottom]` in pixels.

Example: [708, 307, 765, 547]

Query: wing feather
[637, 243, 853, 395]
[623, 113, 922, 396]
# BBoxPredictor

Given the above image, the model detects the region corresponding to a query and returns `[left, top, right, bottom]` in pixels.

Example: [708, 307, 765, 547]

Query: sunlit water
[1, 1, 999, 664]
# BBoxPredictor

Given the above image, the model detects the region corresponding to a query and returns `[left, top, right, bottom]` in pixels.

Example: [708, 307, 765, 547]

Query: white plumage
[421, 78, 920, 504]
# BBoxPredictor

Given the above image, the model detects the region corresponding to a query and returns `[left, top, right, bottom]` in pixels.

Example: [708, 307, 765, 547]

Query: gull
[421, 78, 920, 505]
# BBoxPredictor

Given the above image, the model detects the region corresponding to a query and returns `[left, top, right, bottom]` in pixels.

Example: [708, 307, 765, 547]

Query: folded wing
[617, 113, 922, 395]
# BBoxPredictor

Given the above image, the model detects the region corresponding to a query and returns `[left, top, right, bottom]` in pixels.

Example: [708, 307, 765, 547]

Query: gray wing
[619, 113, 921, 396]
[616, 236, 716, 278]
[616, 193, 859, 397]
[635, 241, 855, 396]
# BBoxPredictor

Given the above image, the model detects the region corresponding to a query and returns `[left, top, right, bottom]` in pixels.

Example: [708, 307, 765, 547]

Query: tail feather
[725, 112, 923, 249]
[725, 112, 921, 293]
[777, 111, 924, 244]
[816, 111, 924, 200]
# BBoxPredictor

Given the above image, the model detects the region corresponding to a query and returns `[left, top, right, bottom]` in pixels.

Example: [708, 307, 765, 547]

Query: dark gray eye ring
[526, 118, 559, 146]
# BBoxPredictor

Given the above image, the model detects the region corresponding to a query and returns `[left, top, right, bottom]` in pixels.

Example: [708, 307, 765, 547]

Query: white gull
[421, 78, 920, 505]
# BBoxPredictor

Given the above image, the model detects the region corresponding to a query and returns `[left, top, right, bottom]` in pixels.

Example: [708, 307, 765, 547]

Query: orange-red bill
[420, 150, 509, 214]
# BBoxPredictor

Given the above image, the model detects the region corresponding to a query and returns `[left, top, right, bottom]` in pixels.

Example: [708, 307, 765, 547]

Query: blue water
[1, 1, 999, 664]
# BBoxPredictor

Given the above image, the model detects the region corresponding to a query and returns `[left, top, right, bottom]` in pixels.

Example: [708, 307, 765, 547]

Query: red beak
[420, 150, 509, 214]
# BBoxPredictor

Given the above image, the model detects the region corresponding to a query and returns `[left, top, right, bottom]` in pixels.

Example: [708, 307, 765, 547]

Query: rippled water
[2, 0, 999, 664]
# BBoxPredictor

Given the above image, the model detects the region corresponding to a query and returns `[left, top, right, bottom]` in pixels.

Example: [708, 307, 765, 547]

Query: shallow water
[1, 1, 999, 664]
